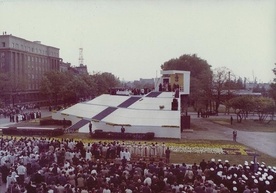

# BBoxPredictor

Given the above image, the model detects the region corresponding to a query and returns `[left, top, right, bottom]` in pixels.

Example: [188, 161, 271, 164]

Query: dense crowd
[0, 136, 275, 193]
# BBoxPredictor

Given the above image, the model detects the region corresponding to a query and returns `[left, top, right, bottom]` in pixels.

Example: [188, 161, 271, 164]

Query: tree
[0, 72, 9, 104]
[224, 76, 244, 89]
[269, 63, 276, 102]
[161, 54, 213, 110]
[254, 97, 275, 123]
[229, 96, 275, 123]
[40, 71, 69, 106]
[78, 74, 98, 99]
[91, 72, 120, 96]
[63, 73, 97, 103]
[212, 67, 233, 112]
[40, 71, 121, 107]
[229, 96, 255, 123]
[0, 72, 27, 106]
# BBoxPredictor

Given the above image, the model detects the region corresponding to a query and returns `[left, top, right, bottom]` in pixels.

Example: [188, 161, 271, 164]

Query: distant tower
[79, 48, 84, 66]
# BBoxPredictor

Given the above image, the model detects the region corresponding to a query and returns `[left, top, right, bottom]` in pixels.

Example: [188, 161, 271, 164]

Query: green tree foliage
[91, 72, 120, 96]
[229, 96, 275, 123]
[224, 77, 244, 90]
[269, 63, 276, 102]
[161, 54, 212, 110]
[40, 71, 69, 105]
[161, 54, 212, 79]
[40, 71, 119, 106]
[229, 96, 255, 122]
[0, 72, 9, 94]
[0, 72, 27, 106]
[269, 84, 276, 102]
[254, 97, 275, 122]
[0, 72, 9, 106]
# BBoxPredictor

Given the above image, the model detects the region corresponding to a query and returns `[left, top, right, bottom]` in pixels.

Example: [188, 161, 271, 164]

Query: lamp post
[253, 152, 259, 173]
[228, 71, 230, 98]
[12, 92, 15, 107]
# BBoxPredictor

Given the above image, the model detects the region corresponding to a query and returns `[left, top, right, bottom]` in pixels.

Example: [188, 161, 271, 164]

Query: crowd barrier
[40, 119, 72, 126]
[2, 126, 64, 136]
[91, 130, 155, 140]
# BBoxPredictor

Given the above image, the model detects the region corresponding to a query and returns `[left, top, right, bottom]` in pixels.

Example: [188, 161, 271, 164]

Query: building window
[2, 42, 5, 47]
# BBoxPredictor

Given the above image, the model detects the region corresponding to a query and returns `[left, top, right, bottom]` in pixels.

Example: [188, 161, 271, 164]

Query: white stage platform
[52, 92, 182, 138]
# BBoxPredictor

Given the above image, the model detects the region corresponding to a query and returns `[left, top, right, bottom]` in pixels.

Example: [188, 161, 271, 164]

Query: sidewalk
[183, 117, 276, 158]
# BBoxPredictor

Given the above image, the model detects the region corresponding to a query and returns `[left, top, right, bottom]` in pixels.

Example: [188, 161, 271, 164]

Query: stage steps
[117, 97, 141, 108]
[67, 119, 90, 133]
[92, 107, 118, 121]
[145, 91, 162, 97]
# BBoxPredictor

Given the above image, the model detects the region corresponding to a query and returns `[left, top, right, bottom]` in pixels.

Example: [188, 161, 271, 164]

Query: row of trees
[228, 96, 275, 123]
[0, 73, 28, 107]
[0, 71, 120, 108]
[162, 54, 276, 123]
[40, 71, 120, 106]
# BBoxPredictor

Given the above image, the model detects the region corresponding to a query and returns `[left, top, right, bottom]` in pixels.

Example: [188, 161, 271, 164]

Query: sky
[0, 0, 275, 83]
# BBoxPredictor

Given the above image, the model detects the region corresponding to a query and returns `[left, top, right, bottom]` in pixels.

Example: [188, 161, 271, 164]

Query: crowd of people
[0, 105, 42, 123]
[0, 136, 274, 193]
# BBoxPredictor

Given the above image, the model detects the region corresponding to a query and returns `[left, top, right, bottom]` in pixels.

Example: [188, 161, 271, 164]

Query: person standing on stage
[89, 121, 92, 134]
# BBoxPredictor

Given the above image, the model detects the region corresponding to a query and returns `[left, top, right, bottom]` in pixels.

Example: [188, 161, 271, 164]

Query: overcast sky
[1, 0, 275, 83]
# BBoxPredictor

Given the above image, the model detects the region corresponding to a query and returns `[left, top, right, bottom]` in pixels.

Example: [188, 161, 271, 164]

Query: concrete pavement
[184, 114, 276, 158]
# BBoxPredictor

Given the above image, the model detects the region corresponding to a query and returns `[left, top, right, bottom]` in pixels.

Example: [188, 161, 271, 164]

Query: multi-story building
[60, 62, 88, 75]
[0, 33, 61, 106]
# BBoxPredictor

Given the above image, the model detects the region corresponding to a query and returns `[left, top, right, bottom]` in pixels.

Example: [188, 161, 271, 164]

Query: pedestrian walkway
[183, 117, 276, 158]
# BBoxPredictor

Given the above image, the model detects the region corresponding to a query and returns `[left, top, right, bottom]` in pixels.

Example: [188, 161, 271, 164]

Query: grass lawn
[208, 118, 276, 132]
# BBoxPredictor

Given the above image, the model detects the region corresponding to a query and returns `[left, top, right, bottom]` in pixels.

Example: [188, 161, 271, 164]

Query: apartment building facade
[0, 33, 61, 106]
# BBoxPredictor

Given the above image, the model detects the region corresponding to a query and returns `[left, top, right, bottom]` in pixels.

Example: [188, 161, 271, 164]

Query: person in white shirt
[6, 171, 17, 190]
[102, 184, 111, 193]
[143, 174, 152, 186]
[120, 149, 125, 160]
[85, 149, 92, 161]
[16, 162, 26, 185]
[124, 149, 131, 161]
